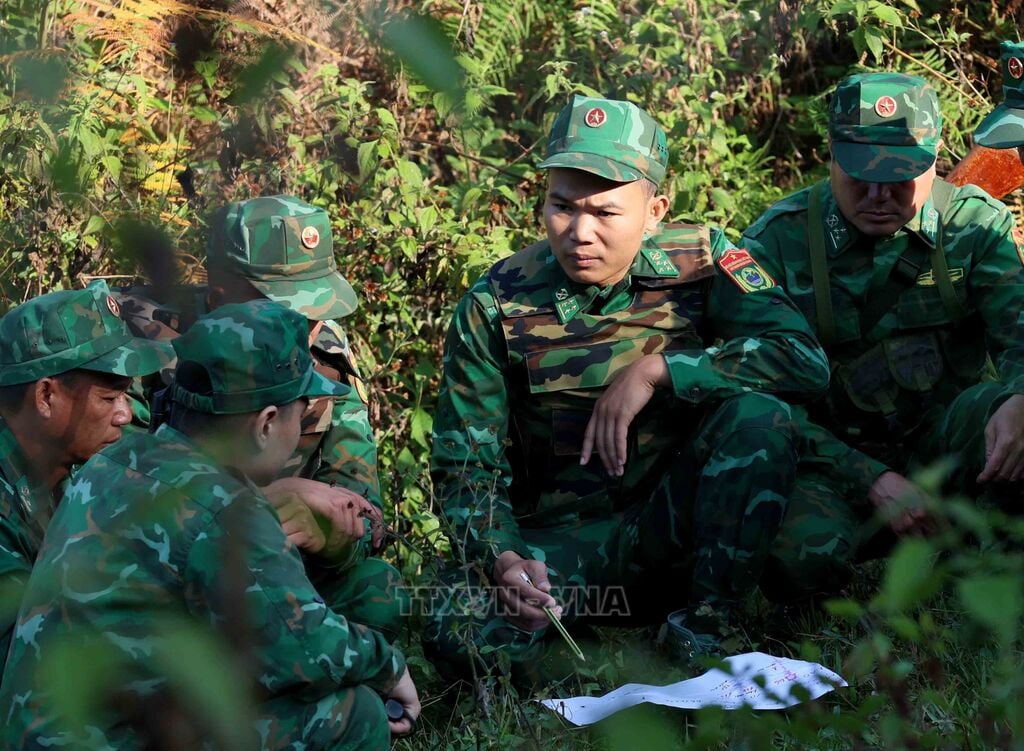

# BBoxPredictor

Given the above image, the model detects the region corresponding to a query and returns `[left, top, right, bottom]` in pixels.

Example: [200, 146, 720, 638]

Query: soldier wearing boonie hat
[0, 299, 420, 749]
[426, 94, 829, 669]
[975, 41, 1024, 150]
[741, 71, 1024, 604]
[0, 280, 171, 663]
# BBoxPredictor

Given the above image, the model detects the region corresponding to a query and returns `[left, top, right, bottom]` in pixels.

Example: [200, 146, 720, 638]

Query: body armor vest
[488, 224, 715, 525]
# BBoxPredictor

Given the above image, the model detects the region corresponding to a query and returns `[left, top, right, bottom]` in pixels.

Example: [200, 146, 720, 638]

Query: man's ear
[206, 283, 226, 312]
[252, 404, 280, 449]
[646, 193, 670, 233]
[34, 378, 58, 419]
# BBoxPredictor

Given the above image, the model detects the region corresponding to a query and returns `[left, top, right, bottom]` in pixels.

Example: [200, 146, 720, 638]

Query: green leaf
[876, 539, 937, 612]
[377, 12, 464, 99]
[870, 3, 903, 27]
[357, 140, 379, 180]
[83, 215, 105, 237]
[397, 159, 423, 190]
[864, 26, 885, 62]
[410, 407, 433, 449]
[959, 575, 1021, 646]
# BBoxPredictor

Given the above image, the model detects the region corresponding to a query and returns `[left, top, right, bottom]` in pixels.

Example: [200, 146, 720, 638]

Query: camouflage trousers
[256, 686, 390, 751]
[424, 393, 799, 669]
[763, 382, 1017, 601]
[256, 556, 407, 750]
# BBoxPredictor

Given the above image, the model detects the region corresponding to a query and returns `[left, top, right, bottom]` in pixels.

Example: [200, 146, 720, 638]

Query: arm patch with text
[717, 248, 776, 293]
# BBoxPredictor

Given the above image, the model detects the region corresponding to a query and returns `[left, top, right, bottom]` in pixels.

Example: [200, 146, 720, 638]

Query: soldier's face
[43, 372, 133, 466]
[544, 168, 669, 287]
[830, 159, 936, 237]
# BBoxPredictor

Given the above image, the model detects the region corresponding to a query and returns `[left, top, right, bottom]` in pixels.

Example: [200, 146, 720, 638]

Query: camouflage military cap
[207, 195, 358, 321]
[169, 299, 347, 414]
[538, 95, 670, 185]
[975, 41, 1024, 149]
[0, 280, 172, 387]
[828, 72, 942, 183]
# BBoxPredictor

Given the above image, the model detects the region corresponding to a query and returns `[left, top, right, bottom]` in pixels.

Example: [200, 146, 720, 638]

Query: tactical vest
[488, 224, 715, 526]
[805, 180, 990, 451]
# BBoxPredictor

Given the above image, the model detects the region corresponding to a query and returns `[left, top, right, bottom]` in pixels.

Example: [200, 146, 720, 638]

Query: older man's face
[829, 159, 936, 238]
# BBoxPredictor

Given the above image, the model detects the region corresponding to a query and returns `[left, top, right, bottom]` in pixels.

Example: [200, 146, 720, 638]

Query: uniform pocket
[883, 333, 945, 392]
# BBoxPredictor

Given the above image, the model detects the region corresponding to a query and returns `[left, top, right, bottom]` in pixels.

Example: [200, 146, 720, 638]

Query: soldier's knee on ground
[257, 685, 389, 751]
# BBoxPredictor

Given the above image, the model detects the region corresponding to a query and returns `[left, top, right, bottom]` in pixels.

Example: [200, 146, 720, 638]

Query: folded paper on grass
[539, 652, 847, 726]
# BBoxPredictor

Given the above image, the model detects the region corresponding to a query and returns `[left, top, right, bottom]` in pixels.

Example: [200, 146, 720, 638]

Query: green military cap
[828, 72, 942, 183]
[0, 280, 171, 387]
[975, 41, 1024, 149]
[538, 95, 670, 186]
[169, 299, 347, 415]
[207, 195, 358, 321]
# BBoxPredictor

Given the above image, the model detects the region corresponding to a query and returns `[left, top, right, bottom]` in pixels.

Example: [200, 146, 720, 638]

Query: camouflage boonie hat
[0, 280, 171, 387]
[207, 195, 358, 321]
[828, 72, 942, 182]
[975, 41, 1024, 149]
[538, 95, 670, 185]
[169, 299, 347, 415]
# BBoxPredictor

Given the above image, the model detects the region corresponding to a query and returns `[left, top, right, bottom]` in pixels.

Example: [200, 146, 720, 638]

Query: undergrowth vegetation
[2, 1, 1024, 748]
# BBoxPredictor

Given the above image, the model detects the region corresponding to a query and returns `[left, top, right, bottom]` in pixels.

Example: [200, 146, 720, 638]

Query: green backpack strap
[927, 179, 966, 325]
[807, 180, 838, 348]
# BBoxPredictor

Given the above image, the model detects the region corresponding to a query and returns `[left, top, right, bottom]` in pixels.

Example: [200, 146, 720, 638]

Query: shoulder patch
[717, 248, 776, 293]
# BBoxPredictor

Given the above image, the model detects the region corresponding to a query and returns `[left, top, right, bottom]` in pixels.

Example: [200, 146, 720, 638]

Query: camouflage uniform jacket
[742, 179, 1024, 498]
[0, 415, 51, 660]
[0, 424, 404, 748]
[114, 285, 382, 509]
[431, 223, 830, 568]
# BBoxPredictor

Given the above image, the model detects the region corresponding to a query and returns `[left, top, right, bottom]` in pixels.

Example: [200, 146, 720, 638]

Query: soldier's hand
[386, 667, 421, 736]
[978, 394, 1024, 484]
[267, 491, 328, 554]
[493, 551, 560, 632]
[868, 471, 933, 536]
[263, 478, 376, 559]
[581, 354, 670, 476]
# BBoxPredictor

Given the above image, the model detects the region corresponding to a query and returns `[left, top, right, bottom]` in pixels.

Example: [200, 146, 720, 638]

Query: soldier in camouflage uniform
[0, 281, 169, 663]
[116, 197, 404, 639]
[425, 95, 830, 666]
[976, 41, 1024, 151]
[741, 73, 1024, 600]
[0, 300, 419, 750]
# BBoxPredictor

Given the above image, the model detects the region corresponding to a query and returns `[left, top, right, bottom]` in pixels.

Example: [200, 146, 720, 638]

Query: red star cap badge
[1008, 57, 1023, 80]
[584, 107, 607, 128]
[874, 95, 897, 118]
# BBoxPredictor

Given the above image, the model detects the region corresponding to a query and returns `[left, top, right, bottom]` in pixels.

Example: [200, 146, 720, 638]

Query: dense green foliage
[2, 1, 1024, 748]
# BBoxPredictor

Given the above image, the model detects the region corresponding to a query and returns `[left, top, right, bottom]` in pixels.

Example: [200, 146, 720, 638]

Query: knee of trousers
[698, 393, 799, 453]
[761, 531, 857, 601]
[256, 685, 389, 751]
[936, 382, 1014, 440]
[332, 557, 409, 643]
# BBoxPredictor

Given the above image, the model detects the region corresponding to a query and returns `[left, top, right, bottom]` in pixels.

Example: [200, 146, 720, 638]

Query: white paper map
[538, 652, 847, 726]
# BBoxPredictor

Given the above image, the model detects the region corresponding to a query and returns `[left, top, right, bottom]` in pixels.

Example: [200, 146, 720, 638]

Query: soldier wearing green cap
[0, 280, 170, 664]
[976, 41, 1024, 150]
[0, 299, 419, 750]
[741, 72, 1024, 600]
[114, 196, 404, 640]
[425, 94, 829, 668]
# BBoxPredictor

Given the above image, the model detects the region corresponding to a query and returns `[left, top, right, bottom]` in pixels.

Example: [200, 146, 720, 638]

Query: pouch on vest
[882, 333, 945, 392]
[834, 343, 900, 414]
[896, 278, 968, 330]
